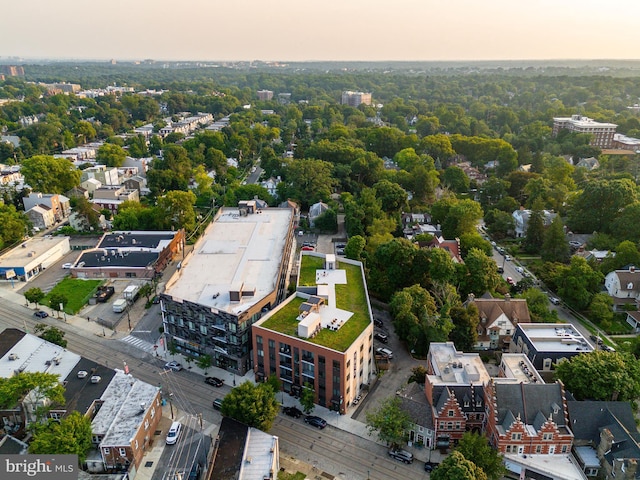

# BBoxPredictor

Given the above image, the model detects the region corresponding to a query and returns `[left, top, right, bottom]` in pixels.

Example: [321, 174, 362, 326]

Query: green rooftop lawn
[43, 277, 103, 314]
[262, 255, 371, 352]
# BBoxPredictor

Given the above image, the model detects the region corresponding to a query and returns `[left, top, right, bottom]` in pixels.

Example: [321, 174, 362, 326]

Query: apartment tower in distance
[161, 201, 295, 375]
[341, 91, 372, 107]
[257, 90, 274, 101]
[552, 114, 617, 149]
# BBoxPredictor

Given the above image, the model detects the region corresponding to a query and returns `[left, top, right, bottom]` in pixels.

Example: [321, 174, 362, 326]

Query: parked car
[205, 377, 224, 387]
[602, 345, 616, 352]
[301, 246, 315, 251]
[424, 461, 439, 472]
[497, 266, 504, 274]
[374, 332, 388, 343]
[336, 249, 345, 255]
[34, 310, 48, 318]
[376, 347, 394, 359]
[164, 361, 183, 371]
[62, 262, 73, 269]
[549, 296, 561, 305]
[283, 406, 303, 418]
[515, 266, 524, 274]
[388, 449, 414, 464]
[373, 318, 383, 328]
[213, 398, 224, 410]
[166, 421, 182, 445]
[304, 415, 327, 429]
[505, 254, 512, 261]
[77, 370, 88, 379]
[506, 277, 516, 286]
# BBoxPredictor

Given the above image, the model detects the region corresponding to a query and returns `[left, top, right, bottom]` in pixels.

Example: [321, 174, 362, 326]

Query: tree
[555, 350, 640, 401]
[442, 166, 470, 193]
[196, 355, 212, 374]
[461, 248, 501, 296]
[524, 200, 545, 254]
[34, 324, 67, 348]
[29, 411, 92, 464]
[555, 256, 603, 310]
[442, 199, 484, 238]
[519, 288, 558, 323]
[373, 179, 408, 214]
[365, 397, 412, 447]
[456, 432, 506, 480]
[96, 143, 127, 167]
[448, 304, 479, 351]
[431, 450, 488, 480]
[220, 381, 280, 431]
[20, 155, 81, 194]
[157, 190, 197, 232]
[483, 209, 514, 240]
[344, 235, 365, 261]
[49, 293, 68, 317]
[299, 382, 315, 414]
[459, 233, 492, 258]
[284, 158, 335, 210]
[541, 216, 569, 263]
[70, 195, 101, 232]
[313, 208, 338, 233]
[588, 293, 614, 328]
[0, 372, 65, 425]
[24, 287, 45, 308]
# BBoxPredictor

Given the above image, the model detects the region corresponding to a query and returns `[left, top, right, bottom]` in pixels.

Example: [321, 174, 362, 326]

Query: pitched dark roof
[397, 382, 432, 427]
[494, 382, 567, 430]
[0, 328, 26, 359]
[567, 401, 638, 444]
[211, 417, 249, 480]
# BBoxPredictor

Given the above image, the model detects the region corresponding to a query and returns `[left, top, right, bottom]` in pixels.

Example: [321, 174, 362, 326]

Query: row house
[484, 380, 573, 455]
[25, 204, 55, 230]
[91, 186, 139, 215]
[23, 193, 71, 222]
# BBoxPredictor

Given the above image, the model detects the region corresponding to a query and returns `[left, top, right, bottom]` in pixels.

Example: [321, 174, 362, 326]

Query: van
[166, 421, 182, 445]
[112, 298, 127, 313]
[376, 347, 393, 359]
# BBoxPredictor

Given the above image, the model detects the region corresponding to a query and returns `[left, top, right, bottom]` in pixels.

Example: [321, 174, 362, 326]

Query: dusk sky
[2, 0, 639, 62]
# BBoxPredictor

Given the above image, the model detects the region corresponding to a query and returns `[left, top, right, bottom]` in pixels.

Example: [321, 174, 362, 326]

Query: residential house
[81, 165, 119, 186]
[604, 266, 640, 310]
[568, 401, 640, 480]
[484, 380, 574, 455]
[122, 176, 148, 197]
[91, 186, 139, 215]
[81, 178, 102, 195]
[465, 293, 531, 351]
[424, 342, 492, 449]
[575, 157, 600, 171]
[25, 205, 55, 230]
[210, 417, 279, 480]
[69, 206, 107, 232]
[396, 382, 434, 448]
[23, 193, 71, 222]
[260, 176, 280, 197]
[420, 235, 463, 263]
[625, 311, 640, 333]
[510, 323, 594, 371]
[308, 201, 329, 228]
[612, 133, 640, 152]
[512, 208, 556, 238]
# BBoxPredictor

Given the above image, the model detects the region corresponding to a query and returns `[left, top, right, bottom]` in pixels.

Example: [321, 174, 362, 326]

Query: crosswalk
[120, 335, 157, 354]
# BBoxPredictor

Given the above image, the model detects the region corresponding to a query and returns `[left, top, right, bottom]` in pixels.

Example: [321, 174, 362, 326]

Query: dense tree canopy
[220, 381, 280, 431]
[21, 155, 81, 193]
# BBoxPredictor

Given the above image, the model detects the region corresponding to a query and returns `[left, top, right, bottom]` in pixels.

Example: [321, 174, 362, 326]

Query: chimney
[631, 266, 636, 273]
[467, 293, 475, 303]
[504, 293, 511, 302]
[598, 428, 614, 457]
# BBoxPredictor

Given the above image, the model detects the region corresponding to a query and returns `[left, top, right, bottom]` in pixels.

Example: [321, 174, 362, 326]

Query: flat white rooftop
[504, 454, 588, 480]
[0, 236, 69, 268]
[0, 333, 79, 380]
[428, 342, 490, 386]
[498, 354, 544, 384]
[164, 207, 292, 316]
[518, 323, 594, 353]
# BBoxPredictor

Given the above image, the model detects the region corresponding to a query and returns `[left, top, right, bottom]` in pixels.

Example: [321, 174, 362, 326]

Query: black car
[304, 415, 327, 429]
[283, 406, 303, 418]
[373, 318, 383, 328]
[34, 310, 48, 318]
[424, 461, 439, 472]
[205, 377, 224, 387]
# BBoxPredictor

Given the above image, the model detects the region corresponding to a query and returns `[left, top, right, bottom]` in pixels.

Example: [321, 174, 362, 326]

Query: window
[188, 321, 195, 331]
[447, 422, 453, 430]
[150, 407, 155, 418]
[543, 433, 553, 441]
[119, 448, 126, 456]
[104, 448, 110, 455]
[561, 445, 568, 453]
[511, 433, 522, 441]
[134, 440, 138, 449]
[536, 445, 542, 453]
[455, 422, 461, 429]
[200, 325, 207, 335]
[448, 410, 454, 417]
[144, 419, 149, 430]
[256, 335, 263, 345]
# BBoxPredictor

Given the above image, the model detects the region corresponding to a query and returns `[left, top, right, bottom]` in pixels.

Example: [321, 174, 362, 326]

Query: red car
[506, 276, 516, 286]
[301, 246, 315, 251]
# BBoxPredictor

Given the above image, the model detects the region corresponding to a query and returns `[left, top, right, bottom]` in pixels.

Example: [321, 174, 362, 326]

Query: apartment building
[162, 202, 295, 375]
[252, 252, 374, 414]
[341, 91, 372, 107]
[552, 115, 617, 149]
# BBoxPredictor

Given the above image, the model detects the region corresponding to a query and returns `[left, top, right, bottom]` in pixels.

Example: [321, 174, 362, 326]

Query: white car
[62, 263, 73, 269]
[515, 266, 524, 274]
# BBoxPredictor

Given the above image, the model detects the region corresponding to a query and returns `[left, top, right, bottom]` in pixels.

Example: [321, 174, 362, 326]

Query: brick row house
[483, 381, 573, 455]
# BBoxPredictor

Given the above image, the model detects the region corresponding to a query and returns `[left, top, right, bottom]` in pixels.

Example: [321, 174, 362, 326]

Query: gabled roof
[567, 401, 639, 444]
[397, 382, 432, 428]
[493, 382, 568, 433]
[469, 294, 531, 324]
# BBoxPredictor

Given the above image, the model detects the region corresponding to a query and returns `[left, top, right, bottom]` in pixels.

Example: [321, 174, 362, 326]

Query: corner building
[161, 202, 295, 375]
[252, 253, 374, 413]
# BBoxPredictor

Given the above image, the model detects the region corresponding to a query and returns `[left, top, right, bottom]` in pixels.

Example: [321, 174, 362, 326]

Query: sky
[2, 0, 640, 62]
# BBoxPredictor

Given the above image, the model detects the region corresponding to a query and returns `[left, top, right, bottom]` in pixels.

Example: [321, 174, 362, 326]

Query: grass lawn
[298, 255, 324, 286]
[43, 278, 103, 314]
[278, 472, 306, 480]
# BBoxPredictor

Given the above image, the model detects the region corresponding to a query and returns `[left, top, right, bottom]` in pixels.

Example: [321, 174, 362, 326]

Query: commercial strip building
[552, 115, 617, 149]
[71, 230, 185, 279]
[161, 202, 295, 375]
[0, 236, 71, 282]
[252, 252, 374, 414]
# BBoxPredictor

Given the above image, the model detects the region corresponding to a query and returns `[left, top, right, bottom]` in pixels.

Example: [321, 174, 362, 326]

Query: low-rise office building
[252, 252, 374, 413]
[162, 203, 295, 375]
[0, 236, 71, 282]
